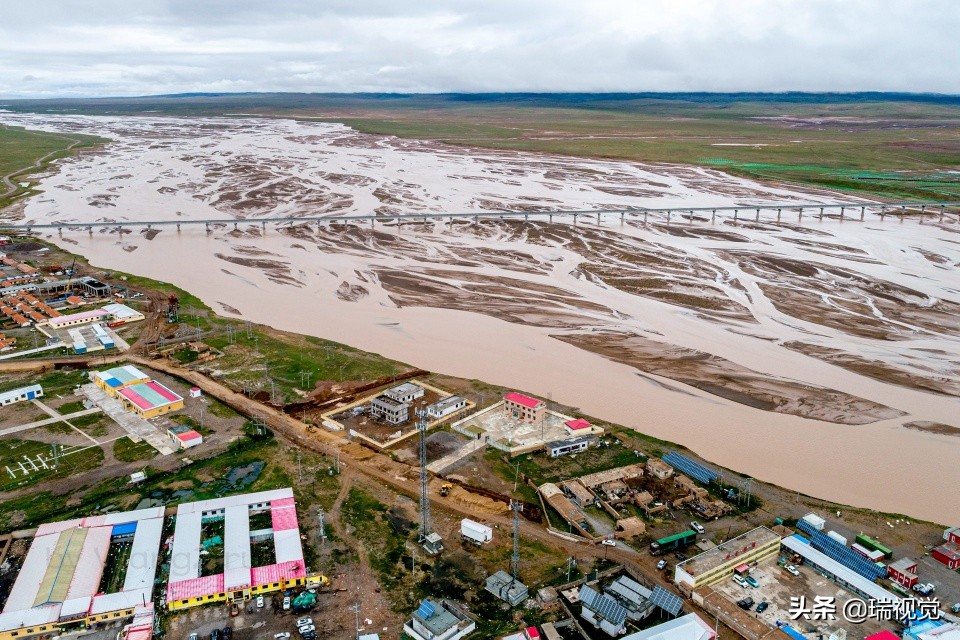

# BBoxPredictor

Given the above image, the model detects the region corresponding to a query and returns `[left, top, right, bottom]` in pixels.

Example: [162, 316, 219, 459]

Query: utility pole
[512, 459, 521, 492]
[418, 411, 432, 543]
[297, 448, 302, 483]
[510, 500, 523, 581]
[566, 557, 575, 582]
[317, 508, 326, 543]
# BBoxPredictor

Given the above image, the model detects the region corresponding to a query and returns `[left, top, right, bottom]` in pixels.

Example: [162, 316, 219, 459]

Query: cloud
[0, 0, 956, 97]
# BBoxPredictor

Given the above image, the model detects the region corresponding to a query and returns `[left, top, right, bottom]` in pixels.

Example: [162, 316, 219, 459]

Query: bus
[650, 530, 697, 556]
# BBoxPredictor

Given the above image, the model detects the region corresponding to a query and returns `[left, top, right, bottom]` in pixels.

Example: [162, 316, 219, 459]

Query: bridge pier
[58, 226, 63, 237]
[776, 208, 781, 222]
[941, 205, 945, 222]
[643, 212, 648, 224]
[920, 204, 926, 223]
[880, 207, 885, 220]
[860, 206, 865, 221]
[88, 226, 93, 235]
[733, 209, 738, 221]
[548, 214, 553, 223]
[755, 208, 760, 221]
[819, 207, 824, 221]
[573, 214, 578, 225]
[711, 209, 716, 223]
[666, 211, 671, 224]
[474, 215, 479, 224]
[233, 222, 238, 231]
[205, 223, 210, 232]
[176, 223, 181, 232]
[839, 207, 844, 220]
[262, 221, 266, 230]
[900, 205, 906, 222]
[798, 208, 803, 222]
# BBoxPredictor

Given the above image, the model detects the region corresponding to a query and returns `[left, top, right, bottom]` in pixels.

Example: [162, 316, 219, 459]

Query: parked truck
[461, 519, 493, 545]
[650, 530, 697, 556]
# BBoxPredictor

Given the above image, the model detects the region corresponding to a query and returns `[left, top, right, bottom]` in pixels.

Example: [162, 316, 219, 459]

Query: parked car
[257, 595, 264, 608]
[222, 628, 232, 640]
[283, 596, 291, 611]
[737, 597, 755, 610]
[913, 583, 936, 596]
[674, 551, 686, 560]
[733, 575, 748, 588]
[656, 560, 667, 571]
[952, 603, 960, 614]
[189, 634, 199, 640]
[601, 539, 616, 547]
[296, 618, 313, 627]
[785, 565, 800, 577]
[298, 625, 316, 635]
[274, 634, 291, 640]
[690, 521, 705, 534]
[211, 630, 222, 640]
[745, 575, 760, 588]
[756, 601, 769, 614]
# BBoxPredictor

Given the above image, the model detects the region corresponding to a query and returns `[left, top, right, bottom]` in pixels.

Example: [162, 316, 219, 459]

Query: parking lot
[709, 560, 898, 638]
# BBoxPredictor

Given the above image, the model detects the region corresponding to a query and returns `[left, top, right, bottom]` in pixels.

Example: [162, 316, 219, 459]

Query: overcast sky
[1, 0, 957, 98]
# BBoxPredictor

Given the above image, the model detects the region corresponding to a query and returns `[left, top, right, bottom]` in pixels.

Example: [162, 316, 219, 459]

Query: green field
[0, 125, 105, 209]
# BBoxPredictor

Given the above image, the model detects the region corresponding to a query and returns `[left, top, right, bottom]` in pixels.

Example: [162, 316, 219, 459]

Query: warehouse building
[92, 365, 151, 397]
[166, 488, 318, 611]
[621, 613, 716, 640]
[674, 526, 781, 591]
[0, 507, 164, 640]
[780, 535, 900, 603]
[118, 381, 184, 418]
[47, 309, 109, 330]
[0, 384, 43, 407]
[102, 303, 145, 325]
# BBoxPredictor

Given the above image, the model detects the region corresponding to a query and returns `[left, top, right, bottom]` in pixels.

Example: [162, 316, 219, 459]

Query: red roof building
[932, 543, 960, 570]
[887, 558, 919, 588]
[865, 632, 900, 640]
[564, 418, 592, 433]
[503, 392, 545, 424]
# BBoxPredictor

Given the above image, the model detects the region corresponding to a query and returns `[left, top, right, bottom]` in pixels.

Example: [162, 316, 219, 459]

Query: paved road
[0, 406, 101, 437]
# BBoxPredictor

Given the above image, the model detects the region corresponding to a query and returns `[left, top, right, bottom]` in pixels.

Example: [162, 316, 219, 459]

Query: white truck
[460, 519, 493, 545]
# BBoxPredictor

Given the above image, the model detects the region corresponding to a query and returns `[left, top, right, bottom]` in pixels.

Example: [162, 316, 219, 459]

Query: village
[0, 241, 956, 640]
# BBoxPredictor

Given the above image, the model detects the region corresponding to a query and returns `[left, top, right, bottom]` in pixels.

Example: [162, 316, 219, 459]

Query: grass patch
[0, 125, 105, 208]
[0, 438, 104, 493]
[113, 437, 157, 463]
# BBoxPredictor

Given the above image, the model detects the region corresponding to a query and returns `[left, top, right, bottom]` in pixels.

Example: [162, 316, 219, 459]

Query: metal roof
[119, 380, 182, 411]
[168, 508, 203, 583]
[622, 613, 715, 640]
[224, 504, 252, 591]
[123, 517, 164, 592]
[781, 535, 900, 602]
[504, 392, 544, 409]
[0, 605, 60, 634]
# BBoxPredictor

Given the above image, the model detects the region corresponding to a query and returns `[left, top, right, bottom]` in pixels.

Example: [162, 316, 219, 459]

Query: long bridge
[1, 199, 959, 234]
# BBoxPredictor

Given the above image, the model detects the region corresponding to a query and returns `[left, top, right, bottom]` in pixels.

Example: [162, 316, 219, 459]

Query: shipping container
[826, 530, 848, 546]
[855, 534, 893, 559]
[650, 530, 697, 555]
[460, 519, 493, 545]
[801, 513, 826, 531]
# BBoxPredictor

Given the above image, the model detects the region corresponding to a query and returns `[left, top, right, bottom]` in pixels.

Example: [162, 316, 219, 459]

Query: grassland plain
[5, 92, 960, 200]
[0, 125, 104, 208]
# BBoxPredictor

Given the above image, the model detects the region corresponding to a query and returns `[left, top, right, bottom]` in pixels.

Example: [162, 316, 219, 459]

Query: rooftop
[95, 365, 149, 388]
[622, 613, 715, 640]
[504, 392, 544, 409]
[677, 526, 780, 577]
[386, 382, 422, 397]
[119, 380, 183, 411]
[934, 544, 960, 561]
[413, 599, 462, 636]
[781, 535, 899, 602]
[564, 418, 592, 430]
[371, 394, 406, 408]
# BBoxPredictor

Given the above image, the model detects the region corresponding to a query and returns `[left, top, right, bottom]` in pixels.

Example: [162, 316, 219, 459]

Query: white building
[426, 395, 467, 419]
[102, 303, 145, 324]
[578, 585, 628, 636]
[403, 600, 475, 640]
[621, 613, 716, 640]
[0, 384, 43, 406]
[384, 382, 424, 404]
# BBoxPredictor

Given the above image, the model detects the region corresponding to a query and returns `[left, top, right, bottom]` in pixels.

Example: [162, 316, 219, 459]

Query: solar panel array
[415, 600, 435, 620]
[579, 585, 628, 626]
[650, 585, 684, 617]
[795, 521, 887, 581]
[662, 452, 718, 485]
